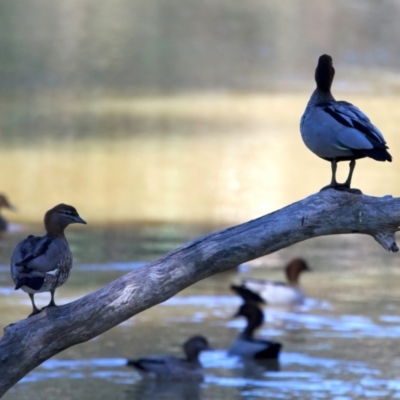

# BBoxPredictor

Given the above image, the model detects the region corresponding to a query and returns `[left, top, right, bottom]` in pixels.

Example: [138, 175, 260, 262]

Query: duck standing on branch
[300, 54, 392, 190]
[239, 258, 311, 306]
[10, 204, 86, 317]
[127, 336, 212, 381]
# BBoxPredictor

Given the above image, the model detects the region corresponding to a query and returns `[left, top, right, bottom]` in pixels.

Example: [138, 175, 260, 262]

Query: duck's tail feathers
[255, 342, 282, 360]
[363, 147, 392, 162]
[15, 276, 44, 291]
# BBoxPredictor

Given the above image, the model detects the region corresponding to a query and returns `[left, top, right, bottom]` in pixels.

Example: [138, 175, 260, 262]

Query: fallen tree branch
[1, 189, 399, 396]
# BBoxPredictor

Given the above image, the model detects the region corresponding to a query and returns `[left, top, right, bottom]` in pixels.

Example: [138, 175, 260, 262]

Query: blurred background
[2, 1, 400, 399]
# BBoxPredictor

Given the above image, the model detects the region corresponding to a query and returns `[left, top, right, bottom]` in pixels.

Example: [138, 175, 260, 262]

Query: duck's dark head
[44, 203, 86, 235]
[234, 303, 264, 338]
[315, 54, 335, 92]
[0, 194, 15, 211]
[183, 335, 211, 362]
[285, 258, 311, 285]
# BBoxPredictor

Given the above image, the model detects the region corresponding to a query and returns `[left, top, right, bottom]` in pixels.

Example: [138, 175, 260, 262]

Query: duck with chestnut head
[127, 335, 212, 381]
[239, 258, 311, 306]
[10, 203, 86, 317]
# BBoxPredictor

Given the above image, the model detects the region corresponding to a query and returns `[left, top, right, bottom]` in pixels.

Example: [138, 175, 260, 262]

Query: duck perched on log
[127, 336, 212, 381]
[300, 54, 392, 190]
[10, 204, 86, 317]
[0, 194, 16, 233]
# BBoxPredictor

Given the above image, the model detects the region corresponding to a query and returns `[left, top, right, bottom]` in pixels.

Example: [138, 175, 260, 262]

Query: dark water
[1, 224, 400, 399]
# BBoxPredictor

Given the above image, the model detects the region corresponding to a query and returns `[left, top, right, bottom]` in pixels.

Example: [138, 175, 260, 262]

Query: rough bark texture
[1, 189, 400, 396]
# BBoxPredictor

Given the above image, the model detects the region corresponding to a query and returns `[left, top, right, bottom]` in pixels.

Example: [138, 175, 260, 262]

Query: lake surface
[1, 1, 400, 398]
[1, 92, 400, 225]
[1, 223, 400, 400]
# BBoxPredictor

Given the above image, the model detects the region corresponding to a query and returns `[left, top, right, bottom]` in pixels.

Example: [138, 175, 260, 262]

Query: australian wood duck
[239, 258, 311, 306]
[127, 336, 211, 381]
[10, 203, 86, 316]
[300, 54, 392, 189]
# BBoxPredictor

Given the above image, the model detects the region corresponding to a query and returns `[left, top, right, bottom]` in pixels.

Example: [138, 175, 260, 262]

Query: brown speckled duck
[0, 194, 16, 233]
[10, 204, 86, 317]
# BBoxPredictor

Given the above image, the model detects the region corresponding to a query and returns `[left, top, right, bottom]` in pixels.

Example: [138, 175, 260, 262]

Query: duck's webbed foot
[320, 184, 362, 195]
[28, 308, 43, 317]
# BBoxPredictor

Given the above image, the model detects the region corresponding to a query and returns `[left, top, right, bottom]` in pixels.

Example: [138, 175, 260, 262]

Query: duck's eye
[62, 210, 76, 216]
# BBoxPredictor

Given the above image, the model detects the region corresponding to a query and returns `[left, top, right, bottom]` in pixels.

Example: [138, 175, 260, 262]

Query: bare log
[1, 189, 399, 396]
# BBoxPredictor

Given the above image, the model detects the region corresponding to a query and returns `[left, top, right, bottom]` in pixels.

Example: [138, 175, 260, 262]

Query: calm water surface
[1, 1, 400, 398]
[1, 224, 400, 399]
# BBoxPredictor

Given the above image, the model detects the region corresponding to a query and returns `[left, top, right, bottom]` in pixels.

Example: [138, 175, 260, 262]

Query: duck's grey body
[128, 356, 204, 381]
[11, 235, 72, 294]
[229, 333, 281, 359]
[300, 55, 391, 189]
[301, 96, 389, 162]
[127, 335, 211, 381]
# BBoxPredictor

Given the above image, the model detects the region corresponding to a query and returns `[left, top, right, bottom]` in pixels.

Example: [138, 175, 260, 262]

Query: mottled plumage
[10, 203, 86, 316]
[300, 54, 392, 189]
[127, 336, 211, 381]
[229, 303, 281, 359]
[240, 258, 310, 306]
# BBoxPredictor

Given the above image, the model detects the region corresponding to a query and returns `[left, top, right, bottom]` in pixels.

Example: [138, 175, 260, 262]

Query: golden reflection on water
[1, 93, 400, 224]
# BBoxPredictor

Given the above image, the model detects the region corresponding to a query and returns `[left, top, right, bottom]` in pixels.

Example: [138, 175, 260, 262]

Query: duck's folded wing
[14, 236, 53, 266]
[311, 103, 373, 151]
[318, 101, 389, 152]
[13, 236, 68, 273]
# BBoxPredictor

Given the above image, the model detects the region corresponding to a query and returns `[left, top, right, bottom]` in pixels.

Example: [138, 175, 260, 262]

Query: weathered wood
[1, 189, 399, 396]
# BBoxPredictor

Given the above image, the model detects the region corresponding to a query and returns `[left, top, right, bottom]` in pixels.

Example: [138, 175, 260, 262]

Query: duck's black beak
[74, 216, 87, 225]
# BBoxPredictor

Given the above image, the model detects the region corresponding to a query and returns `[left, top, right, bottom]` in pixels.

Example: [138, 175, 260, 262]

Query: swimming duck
[239, 258, 310, 306]
[300, 54, 392, 190]
[127, 335, 211, 381]
[229, 303, 282, 359]
[0, 194, 16, 233]
[10, 203, 86, 317]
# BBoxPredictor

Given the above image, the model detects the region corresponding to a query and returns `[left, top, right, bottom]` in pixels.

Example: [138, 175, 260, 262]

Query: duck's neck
[242, 316, 263, 339]
[306, 88, 335, 107]
[45, 223, 67, 239]
[286, 268, 300, 286]
[185, 351, 200, 364]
